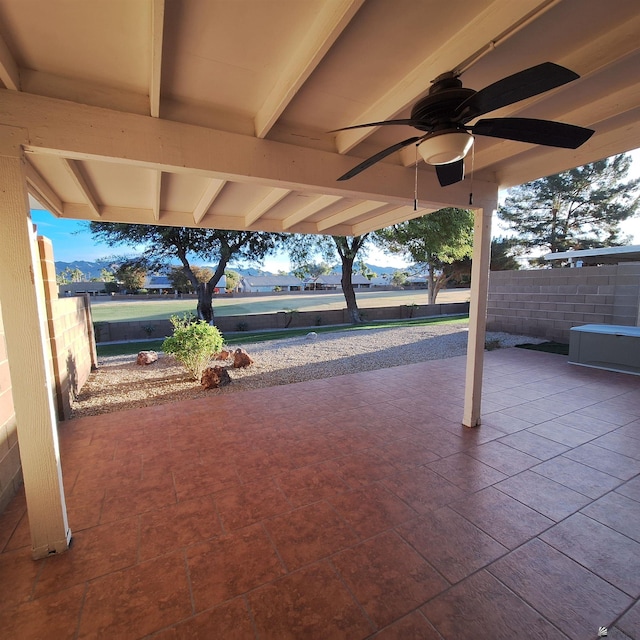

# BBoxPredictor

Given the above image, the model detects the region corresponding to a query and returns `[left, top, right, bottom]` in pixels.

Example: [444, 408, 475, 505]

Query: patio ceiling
[1, 0, 639, 235]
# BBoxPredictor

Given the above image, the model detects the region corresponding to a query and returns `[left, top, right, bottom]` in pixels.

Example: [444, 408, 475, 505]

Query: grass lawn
[96, 315, 469, 357]
[90, 289, 470, 323]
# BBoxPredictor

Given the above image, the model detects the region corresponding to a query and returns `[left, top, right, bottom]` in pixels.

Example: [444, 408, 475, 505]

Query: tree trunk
[341, 256, 363, 323]
[427, 269, 437, 305]
[196, 281, 215, 324]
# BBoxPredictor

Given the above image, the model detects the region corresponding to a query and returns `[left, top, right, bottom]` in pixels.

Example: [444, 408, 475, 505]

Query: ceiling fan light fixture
[418, 131, 474, 165]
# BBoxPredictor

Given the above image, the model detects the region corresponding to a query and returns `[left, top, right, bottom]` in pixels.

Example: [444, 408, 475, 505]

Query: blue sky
[31, 149, 640, 270]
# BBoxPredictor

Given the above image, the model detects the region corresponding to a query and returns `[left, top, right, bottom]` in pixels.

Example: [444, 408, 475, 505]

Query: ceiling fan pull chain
[468, 139, 475, 205]
[414, 144, 419, 211]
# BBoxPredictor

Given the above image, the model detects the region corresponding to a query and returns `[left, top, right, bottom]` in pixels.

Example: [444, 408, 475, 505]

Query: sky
[31, 149, 640, 272]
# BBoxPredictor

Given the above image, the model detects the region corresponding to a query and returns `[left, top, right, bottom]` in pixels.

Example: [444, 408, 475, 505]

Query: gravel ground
[71, 323, 542, 418]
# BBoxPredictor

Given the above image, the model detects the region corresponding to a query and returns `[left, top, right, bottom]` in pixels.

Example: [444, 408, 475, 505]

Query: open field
[90, 288, 470, 323]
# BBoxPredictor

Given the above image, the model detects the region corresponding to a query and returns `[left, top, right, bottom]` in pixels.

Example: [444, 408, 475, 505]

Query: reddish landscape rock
[233, 348, 254, 368]
[136, 350, 158, 365]
[201, 365, 232, 389]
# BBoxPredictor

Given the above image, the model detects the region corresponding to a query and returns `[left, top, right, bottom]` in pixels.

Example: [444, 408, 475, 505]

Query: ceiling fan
[333, 62, 595, 187]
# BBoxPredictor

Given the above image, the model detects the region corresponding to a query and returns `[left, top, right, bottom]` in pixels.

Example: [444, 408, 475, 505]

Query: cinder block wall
[0, 305, 21, 513]
[38, 237, 97, 420]
[487, 264, 640, 342]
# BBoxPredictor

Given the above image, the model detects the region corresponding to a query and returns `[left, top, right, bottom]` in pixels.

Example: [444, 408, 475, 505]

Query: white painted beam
[193, 178, 226, 224]
[463, 195, 497, 428]
[254, 0, 363, 138]
[151, 169, 162, 221]
[62, 158, 101, 218]
[25, 161, 63, 216]
[244, 188, 291, 226]
[351, 205, 432, 236]
[0, 32, 20, 90]
[334, 0, 556, 154]
[150, 0, 164, 117]
[0, 127, 70, 558]
[316, 200, 386, 232]
[282, 194, 343, 230]
[0, 90, 490, 212]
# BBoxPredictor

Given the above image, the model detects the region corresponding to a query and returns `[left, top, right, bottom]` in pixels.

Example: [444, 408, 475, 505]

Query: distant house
[58, 281, 108, 296]
[144, 275, 173, 293]
[305, 274, 372, 290]
[239, 275, 303, 292]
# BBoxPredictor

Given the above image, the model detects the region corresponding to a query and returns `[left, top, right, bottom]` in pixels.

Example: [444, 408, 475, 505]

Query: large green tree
[378, 208, 474, 304]
[89, 224, 286, 323]
[289, 234, 369, 323]
[498, 154, 639, 263]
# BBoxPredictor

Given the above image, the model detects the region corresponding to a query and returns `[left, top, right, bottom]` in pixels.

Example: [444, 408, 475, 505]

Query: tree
[88, 224, 286, 323]
[224, 270, 241, 292]
[115, 262, 147, 293]
[289, 235, 369, 323]
[498, 154, 640, 264]
[378, 208, 474, 304]
[391, 270, 409, 287]
[167, 265, 213, 293]
[57, 266, 86, 284]
[490, 237, 521, 271]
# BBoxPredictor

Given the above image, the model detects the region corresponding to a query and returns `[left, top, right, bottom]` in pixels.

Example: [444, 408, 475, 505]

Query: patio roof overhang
[1, 0, 640, 558]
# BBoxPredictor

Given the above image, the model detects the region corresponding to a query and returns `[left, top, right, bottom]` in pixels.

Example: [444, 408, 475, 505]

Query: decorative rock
[233, 348, 254, 368]
[306, 332, 318, 340]
[215, 349, 232, 361]
[201, 366, 232, 389]
[136, 350, 158, 365]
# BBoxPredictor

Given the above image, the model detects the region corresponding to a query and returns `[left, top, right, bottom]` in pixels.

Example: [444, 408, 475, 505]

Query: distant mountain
[55, 260, 413, 280]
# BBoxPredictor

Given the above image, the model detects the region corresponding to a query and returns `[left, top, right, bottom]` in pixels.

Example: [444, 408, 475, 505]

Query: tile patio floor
[1, 348, 640, 639]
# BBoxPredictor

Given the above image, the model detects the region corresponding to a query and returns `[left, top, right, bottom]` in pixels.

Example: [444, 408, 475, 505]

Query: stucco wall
[487, 264, 640, 342]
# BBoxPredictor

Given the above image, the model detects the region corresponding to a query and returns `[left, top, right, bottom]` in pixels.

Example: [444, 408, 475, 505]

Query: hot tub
[568, 324, 640, 375]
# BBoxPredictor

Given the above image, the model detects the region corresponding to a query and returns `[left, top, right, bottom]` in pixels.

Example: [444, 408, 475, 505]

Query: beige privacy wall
[0, 235, 96, 514]
[487, 264, 640, 342]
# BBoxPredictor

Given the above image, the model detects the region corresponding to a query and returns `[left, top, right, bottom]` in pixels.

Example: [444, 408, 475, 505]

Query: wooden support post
[0, 125, 71, 558]
[463, 198, 496, 428]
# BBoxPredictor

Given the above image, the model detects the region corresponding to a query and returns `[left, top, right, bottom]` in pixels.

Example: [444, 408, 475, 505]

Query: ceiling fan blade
[472, 117, 594, 148]
[330, 119, 423, 133]
[456, 62, 580, 121]
[435, 159, 465, 187]
[337, 136, 424, 181]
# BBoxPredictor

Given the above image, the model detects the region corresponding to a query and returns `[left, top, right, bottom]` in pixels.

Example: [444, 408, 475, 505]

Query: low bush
[162, 314, 224, 380]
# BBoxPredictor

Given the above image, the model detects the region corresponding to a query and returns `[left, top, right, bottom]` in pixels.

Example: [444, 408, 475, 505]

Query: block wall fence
[487, 264, 640, 342]
[0, 236, 96, 513]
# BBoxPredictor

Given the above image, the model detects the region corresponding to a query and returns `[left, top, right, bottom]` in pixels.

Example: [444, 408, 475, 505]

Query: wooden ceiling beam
[62, 158, 101, 218]
[254, 0, 363, 138]
[0, 32, 19, 90]
[334, 0, 557, 154]
[351, 205, 432, 236]
[193, 178, 226, 223]
[25, 161, 63, 216]
[244, 188, 291, 226]
[316, 200, 387, 232]
[151, 170, 162, 221]
[150, 0, 165, 118]
[282, 194, 343, 230]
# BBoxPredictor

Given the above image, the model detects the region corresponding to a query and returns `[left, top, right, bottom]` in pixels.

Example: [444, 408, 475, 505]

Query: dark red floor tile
[528, 420, 597, 446]
[187, 523, 285, 611]
[172, 461, 240, 500]
[581, 492, 640, 543]
[0, 583, 85, 640]
[562, 443, 640, 480]
[422, 570, 568, 640]
[427, 453, 508, 491]
[0, 547, 41, 612]
[214, 478, 292, 531]
[334, 449, 397, 488]
[275, 461, 350, 507]
[332, 531, 448, 628]
[152, 597, 256, 639]
[139, 495, 223, 562]
[264, 501, 357, 571]
[488, 539, 633, 640]
[78, 552, 192, 639]
[373, 610, 442, 640]
[398, 506, 506, 584]
[247, 561, 373, 640]
[374, 437, 440, 470]
[450, 486, 553, 549]
[328, 483, 417, 539]
[531, 456, 622, 498]
[590, 432, 640, 461]
[494, 470, 591, 521]
[35, 517, 139, 597]
[497, 430, 570, 460]
[541, 512, 640, 597]
[616, 475, 640, 502]
[381, 466, 467, 514]
[480, 411, 533, 434]
[465, 440, 539, 476]
[617, 599, 640, 639]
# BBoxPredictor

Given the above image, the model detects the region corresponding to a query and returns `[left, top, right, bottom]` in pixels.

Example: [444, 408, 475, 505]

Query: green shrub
[162, 314, 224, 380]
